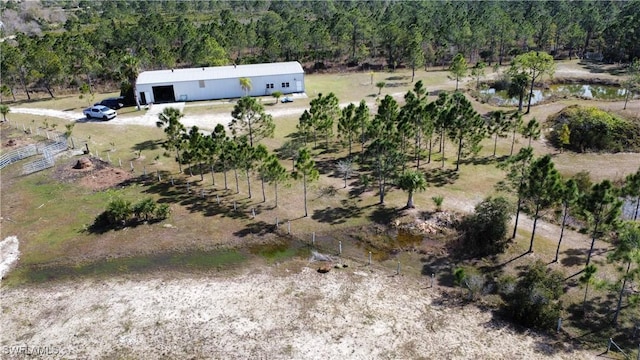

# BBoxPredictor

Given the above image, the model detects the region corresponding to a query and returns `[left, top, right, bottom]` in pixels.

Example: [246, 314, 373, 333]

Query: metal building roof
[136, 61, 304, 85]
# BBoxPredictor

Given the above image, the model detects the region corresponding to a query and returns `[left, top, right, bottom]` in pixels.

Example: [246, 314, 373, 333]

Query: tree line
[1, 0, 639, 99]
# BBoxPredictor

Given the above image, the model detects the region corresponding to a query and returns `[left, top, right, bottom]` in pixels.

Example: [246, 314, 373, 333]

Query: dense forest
[1, 0, 639, 98]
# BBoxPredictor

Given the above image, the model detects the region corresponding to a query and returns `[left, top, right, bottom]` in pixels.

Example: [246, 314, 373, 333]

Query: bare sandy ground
[0, 264, 593, 360]
[0, 237, 20, 280]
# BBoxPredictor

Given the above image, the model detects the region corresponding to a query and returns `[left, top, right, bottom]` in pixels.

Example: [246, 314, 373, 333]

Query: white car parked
[83, 105, 117, 120]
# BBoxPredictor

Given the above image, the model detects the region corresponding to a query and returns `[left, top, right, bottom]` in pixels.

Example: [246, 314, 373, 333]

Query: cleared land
[1, 264, 593, 360]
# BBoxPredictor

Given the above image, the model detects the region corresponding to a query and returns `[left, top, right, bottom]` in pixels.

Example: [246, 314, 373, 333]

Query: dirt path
[10, 91, 413, 132]
[0, 265, 591, 359]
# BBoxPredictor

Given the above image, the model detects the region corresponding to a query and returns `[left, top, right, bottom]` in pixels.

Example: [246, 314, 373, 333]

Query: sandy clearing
[0, 236, 20, 281]
[0, 266, 591, 360]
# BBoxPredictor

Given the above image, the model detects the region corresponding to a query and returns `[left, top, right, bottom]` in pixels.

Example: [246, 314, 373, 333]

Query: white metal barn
[135, 61, 305, 104]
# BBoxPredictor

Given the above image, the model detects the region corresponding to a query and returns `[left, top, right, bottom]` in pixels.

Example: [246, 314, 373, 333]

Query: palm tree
[376, 81, 385, 95]
[239, 77, 252, 96]
[397, 170, 427, 209]
[0, 104, 9, 122]
[121, 54, 140, 104]
[272, 91, 283, 104]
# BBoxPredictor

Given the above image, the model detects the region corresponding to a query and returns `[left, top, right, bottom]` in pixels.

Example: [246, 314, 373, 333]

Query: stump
[317, 264, 332, 273]
[73, 157, 93, 169]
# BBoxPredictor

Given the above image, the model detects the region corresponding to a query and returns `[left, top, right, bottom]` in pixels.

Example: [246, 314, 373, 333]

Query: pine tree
[293, 148, 319, 217]
[449, 53, 468, 91]
[337, 103, 358, 159]
[582, 180, 623, 268]
[230, 96, 275, 147]
[608, 222, 640, 325]
[156, 107, 186, 173]
[522, 155, 562, 253]
[497, 147, 534, 239]
[554, 179, 579, 263]
[262, 154, 289, 207]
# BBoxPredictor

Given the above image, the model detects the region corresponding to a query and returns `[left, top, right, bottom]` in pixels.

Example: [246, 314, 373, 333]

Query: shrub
[132, 198, 157, 221]
[432, 195, 444, 211]
[548, 105, 640, 153]
[459, 196, 513, 256]
[454, 266, 486, 300]
[501, 260, 564, 330]
[154, 204, 171, 220]
[92, 197, 168, 230]
[105, 198, 132, 226]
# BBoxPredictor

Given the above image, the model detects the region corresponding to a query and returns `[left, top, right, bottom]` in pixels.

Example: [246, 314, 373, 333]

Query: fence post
[312, 232, 315, 246]
[187, 182, 190, 193]
[431, 273, 435, 287]
[201, 189, 205, 198]
[157, 170, 161, 182]
[70, 137, 75, 149]
[107, 152, 111, 163]
[233, 201, 236, 211]
[143, 166, 147, 177]
[556, 317, 562, 333]
[287, 221, 291, 234]
[275, 217, 279, 228]
[171, 176, 174, 186]
[119, 158, 122, 168]
[637, 343, 639, 360]
[338, 241, 342, 255]
[130, 161, 134, 172]
[216, 195, 220, 205]
[252, 208, 256, 219]
[606, 338, 612, 353]
[368, 251, 372, 266]
[396, 261, 400, 275]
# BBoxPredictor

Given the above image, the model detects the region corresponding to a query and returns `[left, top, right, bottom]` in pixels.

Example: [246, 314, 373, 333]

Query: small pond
[481, 84, 628, 106]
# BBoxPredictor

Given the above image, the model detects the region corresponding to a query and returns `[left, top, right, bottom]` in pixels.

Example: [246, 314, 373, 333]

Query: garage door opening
[152, 85, 176, 103]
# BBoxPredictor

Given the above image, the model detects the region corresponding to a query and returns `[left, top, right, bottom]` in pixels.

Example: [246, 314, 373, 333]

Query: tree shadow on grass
[420, 255, 455, 287]
[368, 205, 397, 225]
[458, 155, 509, 166]
[233, 221, 275, 237]
[314, 158, 337, 175]
[479, 251, 531, 272]
[312, 199, 363, 224]
[561, 248, 586, 267]
[425, 168, 459, 187]
[132, 139, 161, 152]
[580, 61, 627, 76]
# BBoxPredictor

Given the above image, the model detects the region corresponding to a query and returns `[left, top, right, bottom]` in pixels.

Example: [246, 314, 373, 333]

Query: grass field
[1, 59, 639, 357]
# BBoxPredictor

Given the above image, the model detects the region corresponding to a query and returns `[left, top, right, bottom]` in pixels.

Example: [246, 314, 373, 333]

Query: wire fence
[22, 132, 69, 175]
[0, 144, 38, 170]
[2, 120, 73, 174]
